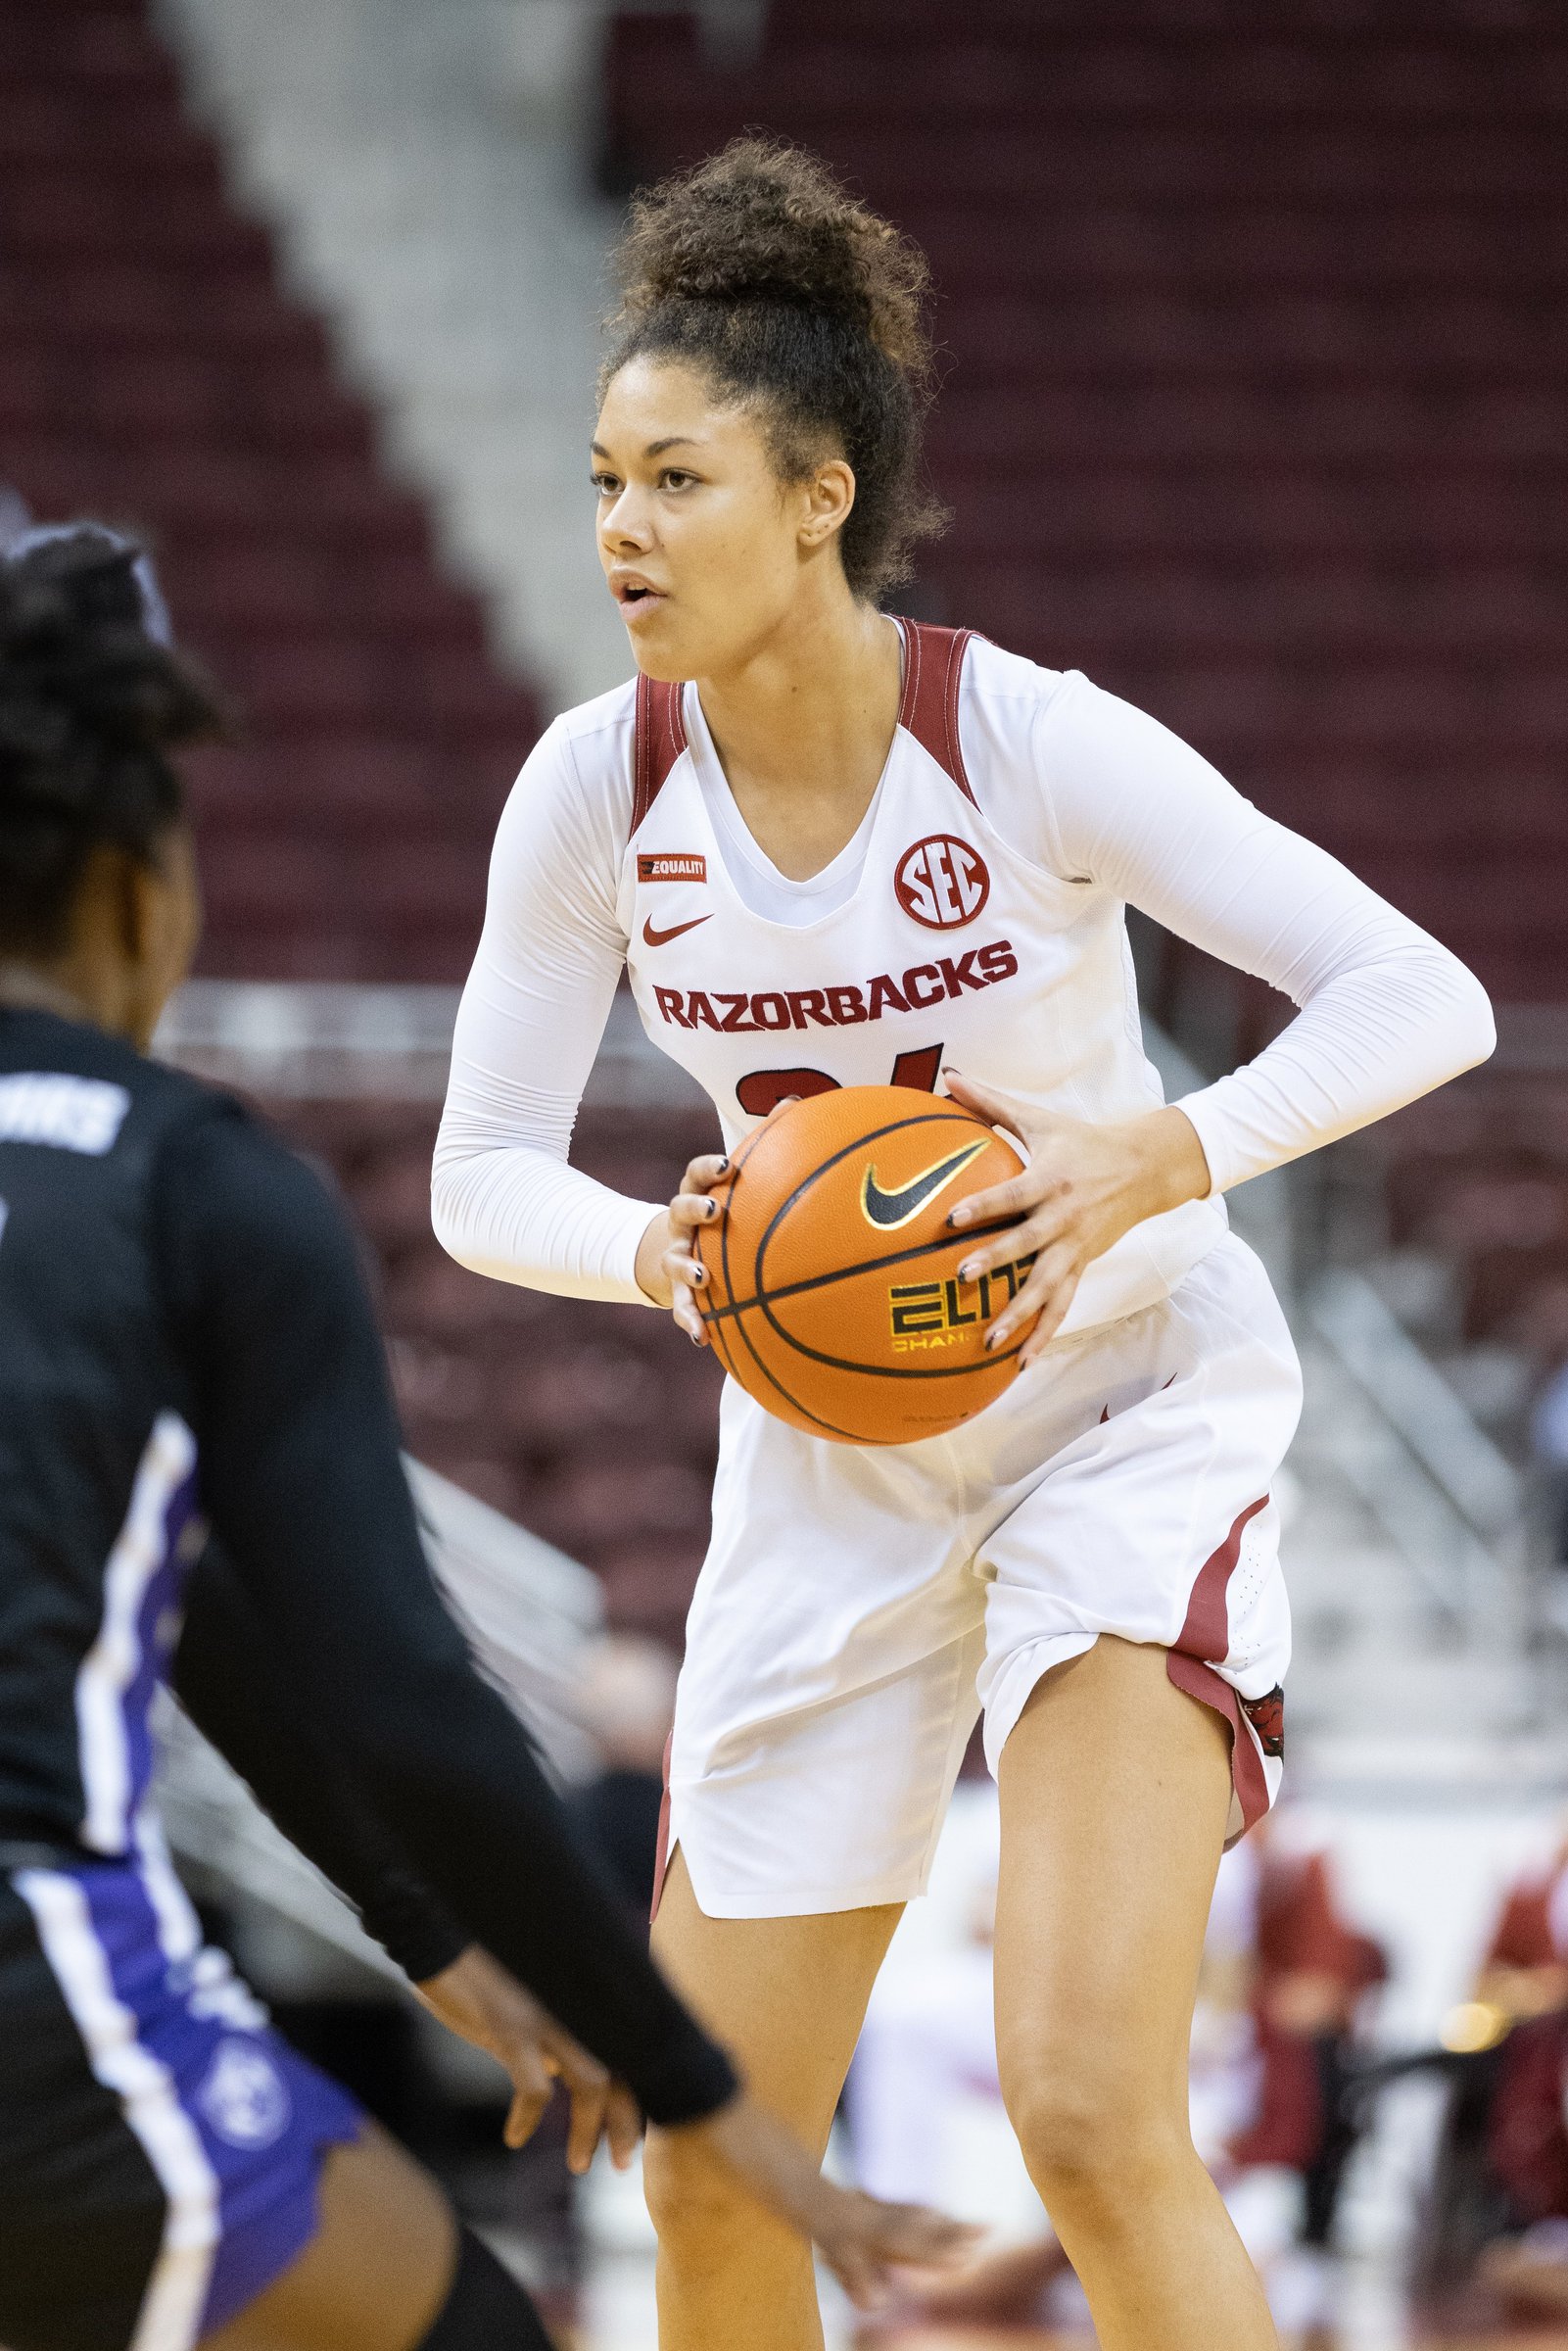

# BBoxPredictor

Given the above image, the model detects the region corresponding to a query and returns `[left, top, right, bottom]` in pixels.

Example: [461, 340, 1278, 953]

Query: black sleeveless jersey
[0, 1009, 232, 1853]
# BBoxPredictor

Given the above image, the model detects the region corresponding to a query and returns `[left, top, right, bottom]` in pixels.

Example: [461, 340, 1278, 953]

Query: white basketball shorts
[661, 1232, 1303, 1920]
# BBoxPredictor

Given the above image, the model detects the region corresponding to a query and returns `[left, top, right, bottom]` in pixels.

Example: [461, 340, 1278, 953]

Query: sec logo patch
[894, 836, 990, 931]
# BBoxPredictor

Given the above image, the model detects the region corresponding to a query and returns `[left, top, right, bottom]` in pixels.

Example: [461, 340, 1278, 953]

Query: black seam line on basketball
[725, 1303, 871, 1439]
[761, 1111, 984, 1264]
[697, 1213, 1024, 1327]
[714, 1287, 865, 1440]
[749, 1298, 1027, 1382]
[716, 1260, 858, 1439]
[706, 1125, 861, 1440]
[746, 1107, 1010, 1347]
[700, 1109, 1006, 1438]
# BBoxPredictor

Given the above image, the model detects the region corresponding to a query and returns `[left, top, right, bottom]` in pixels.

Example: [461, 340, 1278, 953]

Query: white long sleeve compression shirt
[433, 647, 1494, 1311]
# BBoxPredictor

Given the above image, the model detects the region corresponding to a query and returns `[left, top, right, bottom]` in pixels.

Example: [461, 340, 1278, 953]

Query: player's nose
[597, 487, 655, 552]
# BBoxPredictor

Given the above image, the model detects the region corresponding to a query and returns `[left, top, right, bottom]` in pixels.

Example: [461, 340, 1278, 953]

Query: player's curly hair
[603, 137, 947, 600]
[0, 527, 226, 953]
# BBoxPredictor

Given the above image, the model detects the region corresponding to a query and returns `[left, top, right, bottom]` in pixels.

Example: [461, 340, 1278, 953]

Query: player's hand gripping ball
[692, 1087, 1035, 1445]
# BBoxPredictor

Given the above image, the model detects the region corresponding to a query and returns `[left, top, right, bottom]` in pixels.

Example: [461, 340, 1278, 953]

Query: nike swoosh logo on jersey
[860, 1138, 990, 1230]
[641, 914, 713, 948]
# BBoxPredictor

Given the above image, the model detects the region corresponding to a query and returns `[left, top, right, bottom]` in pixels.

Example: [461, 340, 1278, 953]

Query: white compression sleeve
[432, 719, 662, 1304]
[1033, 676, 1497, 1193]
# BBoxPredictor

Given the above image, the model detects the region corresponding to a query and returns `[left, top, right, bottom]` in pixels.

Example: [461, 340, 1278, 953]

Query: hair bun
[0, 531, 220, 808]
[616, 137, 929, 371]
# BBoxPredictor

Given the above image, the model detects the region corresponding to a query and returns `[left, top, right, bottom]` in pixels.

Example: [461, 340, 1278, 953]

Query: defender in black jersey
[0, 531, 969, 2351]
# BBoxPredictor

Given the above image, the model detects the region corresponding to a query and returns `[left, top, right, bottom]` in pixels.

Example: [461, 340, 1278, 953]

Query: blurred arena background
[6, 0, 1568, 2342]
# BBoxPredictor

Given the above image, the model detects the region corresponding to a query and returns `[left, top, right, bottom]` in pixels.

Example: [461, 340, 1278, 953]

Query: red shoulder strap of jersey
[895, 618, 977, 805]
[633, 672, 689, 830]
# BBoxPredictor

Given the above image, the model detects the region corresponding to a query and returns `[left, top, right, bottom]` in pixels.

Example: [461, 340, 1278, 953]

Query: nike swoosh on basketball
[860, 1137, 990, 1230]
[641, 914, 713, 948]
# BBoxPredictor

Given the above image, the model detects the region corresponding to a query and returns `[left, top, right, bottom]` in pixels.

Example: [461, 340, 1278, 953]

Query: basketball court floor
[561, 2246, 1568, 2350]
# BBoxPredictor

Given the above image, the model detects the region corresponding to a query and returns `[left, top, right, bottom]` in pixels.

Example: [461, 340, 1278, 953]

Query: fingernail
[691, 1266, 706, 1283]
[716, 1157, 729, 1173]
[958, 1259, 980, 1281]
[704, 1197, 719, 1218]
[689, 1328, 704, 1347]
[986, 1324, 1009, 1352]
[948, 1206, 970, 1228]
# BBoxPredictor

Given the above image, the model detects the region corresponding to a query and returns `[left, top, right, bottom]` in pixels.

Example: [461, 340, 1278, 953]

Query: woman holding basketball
[434, 141, 1494, 2351]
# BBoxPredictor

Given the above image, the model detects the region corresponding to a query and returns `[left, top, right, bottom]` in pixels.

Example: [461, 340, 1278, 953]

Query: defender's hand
[941, 1070, 1212, 1364]
[414, 1945, 641, 2169]
[686, 2092, 982, 2312]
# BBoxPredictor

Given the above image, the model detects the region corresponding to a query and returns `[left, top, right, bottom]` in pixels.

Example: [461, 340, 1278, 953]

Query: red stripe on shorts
[649, 1731, 674, 1927]
[1165, 1654, 1272, 1836]
[1175, 1494, 1270, 1663]
[1166, 1494, 1273, 1840]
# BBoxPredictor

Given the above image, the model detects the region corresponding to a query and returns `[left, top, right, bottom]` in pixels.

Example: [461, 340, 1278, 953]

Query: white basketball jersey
[618, 619, 1227, 1342]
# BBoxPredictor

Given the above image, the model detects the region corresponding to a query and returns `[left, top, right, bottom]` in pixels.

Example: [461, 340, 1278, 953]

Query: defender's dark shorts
[0, 1845, 362, 2351]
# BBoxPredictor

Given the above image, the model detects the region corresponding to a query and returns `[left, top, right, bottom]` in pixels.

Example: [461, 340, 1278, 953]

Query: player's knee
[1000, 2048, 1184, 2213]
[642, 2124, 761, 2258]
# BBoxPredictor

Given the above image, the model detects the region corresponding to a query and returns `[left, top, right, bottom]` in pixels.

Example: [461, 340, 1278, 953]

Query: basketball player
[433, 141, 1497, 2351]
[0, 528, 972, 2351]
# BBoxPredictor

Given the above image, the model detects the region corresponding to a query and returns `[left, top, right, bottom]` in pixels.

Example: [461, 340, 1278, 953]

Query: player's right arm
[432, 713, 669, 1302]
[432, 710, 741, 1333]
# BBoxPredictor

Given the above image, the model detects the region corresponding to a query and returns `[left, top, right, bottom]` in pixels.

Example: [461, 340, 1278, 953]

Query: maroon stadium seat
[0, 0, 542, 984]
[601, 0, 1568, 1006]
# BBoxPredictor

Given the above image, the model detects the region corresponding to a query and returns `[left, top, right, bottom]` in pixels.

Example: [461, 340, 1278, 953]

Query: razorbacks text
[652, 938, 1019, 1034]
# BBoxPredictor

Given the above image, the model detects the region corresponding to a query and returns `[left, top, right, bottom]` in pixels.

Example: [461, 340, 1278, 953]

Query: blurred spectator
[1407, 1829, 1568, 2314]
[1413, 1824, 1568, 2319]
[1475, 1827, 1568, 2024]
[1229, 1816, 1387, 2213]
[1459, 2008, 1568, 2322]
[846, 1809, 1384, 2333]
[1218, 1817, 1387, 2333]
[564, 1634, 680, 1918]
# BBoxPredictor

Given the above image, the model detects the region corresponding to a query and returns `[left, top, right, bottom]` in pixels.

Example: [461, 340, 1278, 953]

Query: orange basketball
[693, 1086, 1034, 1446]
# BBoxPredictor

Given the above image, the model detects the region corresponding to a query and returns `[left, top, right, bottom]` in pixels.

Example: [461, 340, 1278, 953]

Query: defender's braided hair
[0, 528, 225, 954]
[604, 138, 947, 600]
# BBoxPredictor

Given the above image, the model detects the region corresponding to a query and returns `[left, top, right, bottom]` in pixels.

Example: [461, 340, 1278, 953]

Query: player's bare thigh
[650, 1847, 903, 2147]
[201, 2120, 457, 2351]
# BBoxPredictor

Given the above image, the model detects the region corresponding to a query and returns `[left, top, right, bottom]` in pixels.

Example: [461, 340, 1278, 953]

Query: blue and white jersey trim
[14, 1865, 221, 2351]
[74, 1414, 207, 1856]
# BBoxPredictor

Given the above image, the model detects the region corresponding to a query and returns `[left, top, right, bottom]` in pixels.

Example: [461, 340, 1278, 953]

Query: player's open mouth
[613, 578, 667, 617]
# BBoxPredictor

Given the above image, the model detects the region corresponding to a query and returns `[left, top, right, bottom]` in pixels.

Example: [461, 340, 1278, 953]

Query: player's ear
[798, 456, 856, 553]
[114, 844, 165, 973]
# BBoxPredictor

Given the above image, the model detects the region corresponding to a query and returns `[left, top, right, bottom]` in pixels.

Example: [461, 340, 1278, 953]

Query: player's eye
[659, 469, 697, 492]
[590, 470, 620, 496]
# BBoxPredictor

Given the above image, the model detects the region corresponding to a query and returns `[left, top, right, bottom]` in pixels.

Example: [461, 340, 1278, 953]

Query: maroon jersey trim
[633, 672, 689, 831]
[896, 618, 977, 805]
[632, 621, 977, 829]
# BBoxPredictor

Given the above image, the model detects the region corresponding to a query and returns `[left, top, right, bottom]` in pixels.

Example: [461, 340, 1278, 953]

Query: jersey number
[735, 1045, 943, 1122]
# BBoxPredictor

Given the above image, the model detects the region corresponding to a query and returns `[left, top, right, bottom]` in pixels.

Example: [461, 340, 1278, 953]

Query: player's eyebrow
[590, 437, 704, 459]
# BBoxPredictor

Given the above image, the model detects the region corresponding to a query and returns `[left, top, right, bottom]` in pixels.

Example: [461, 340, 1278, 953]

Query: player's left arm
[173, 1536, 469, 1981]
[173, 1539, 639, 2161]
[157, 1107, 740, 2131]
[946, 673, 1496, 1359]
